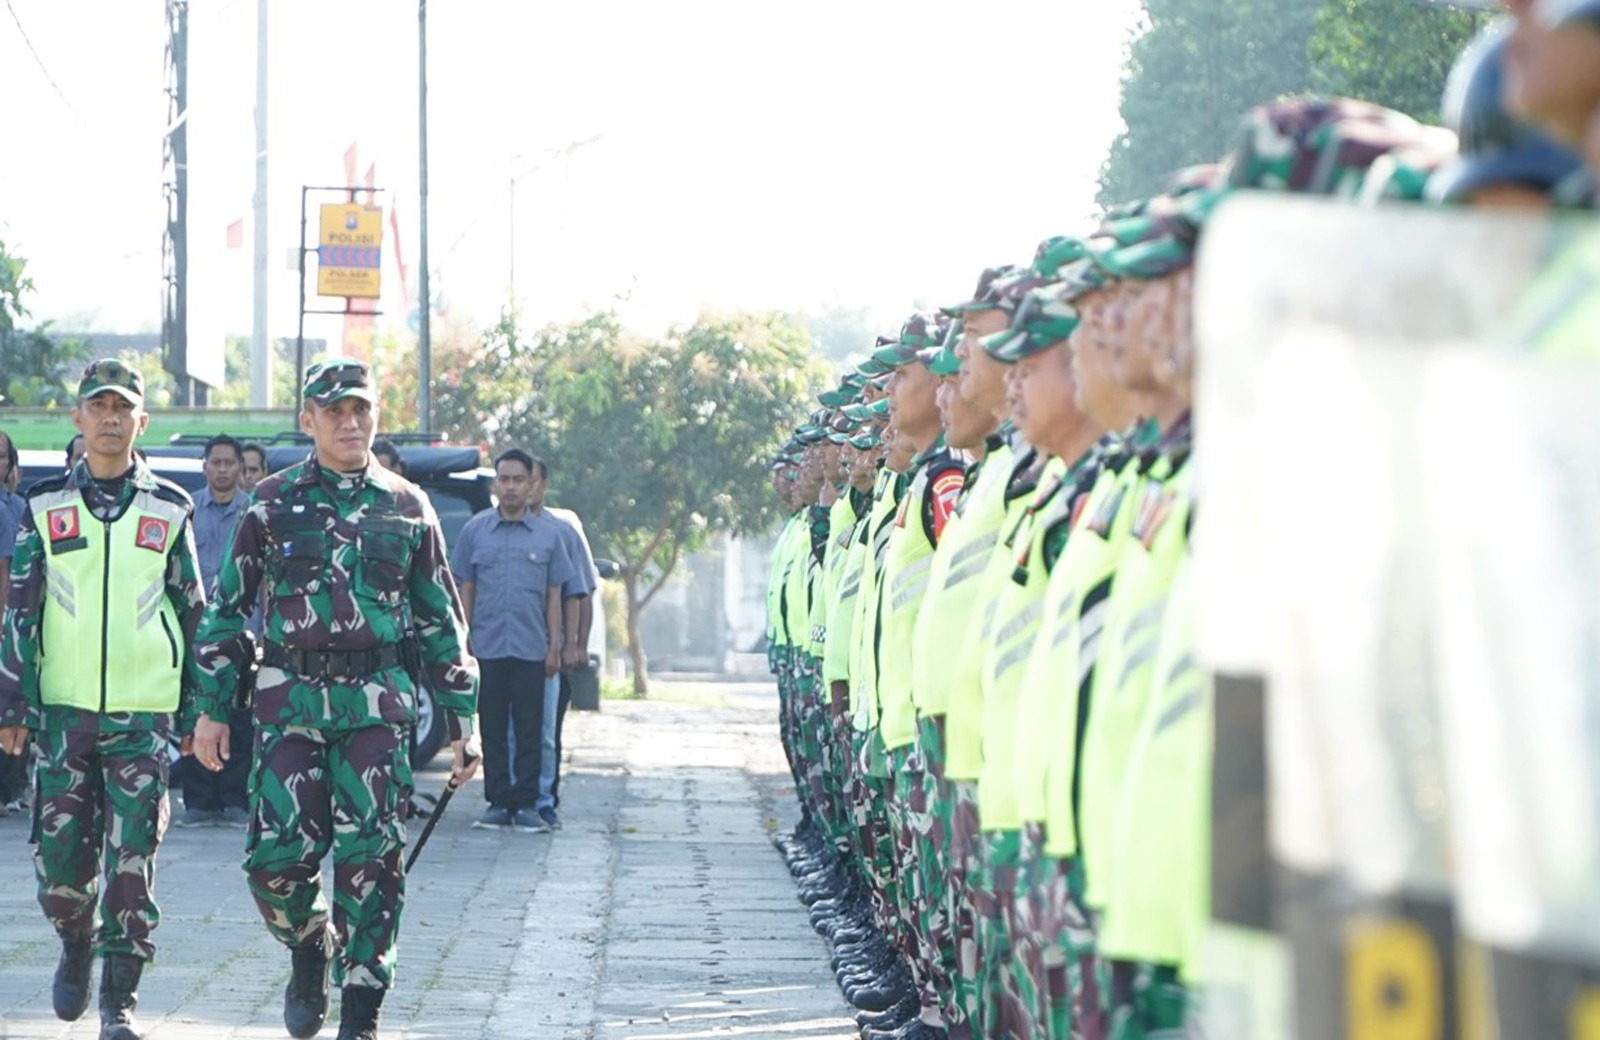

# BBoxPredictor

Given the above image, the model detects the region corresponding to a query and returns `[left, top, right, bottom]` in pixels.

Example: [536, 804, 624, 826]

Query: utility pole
[417, 0, 433, 434]
[161, 0, 193, 405]
[250, 0, 270, 406]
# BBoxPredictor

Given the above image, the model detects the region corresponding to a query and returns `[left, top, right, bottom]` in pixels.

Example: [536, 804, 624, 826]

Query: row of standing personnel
[764, 6, 1600, 1038]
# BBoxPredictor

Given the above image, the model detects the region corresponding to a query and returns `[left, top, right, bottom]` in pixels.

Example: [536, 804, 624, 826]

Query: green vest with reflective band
[822, 503, 869, 685]
[976, 456, 1068, 830]
[1080, 455, 1190, 910]
[1508, 223, 1600, 359]
[1009, 445, 1130, 833]
[34, 485, 189, 714]
[808, 495, 855, 658]
[945, 458, 1038, 782]
[1098, 551, 1210, 980]
[850, 468, 905, 732]
[767, 512, 804, 649]
[910, 442, 1013, 720]
[875, 455, 955, 751]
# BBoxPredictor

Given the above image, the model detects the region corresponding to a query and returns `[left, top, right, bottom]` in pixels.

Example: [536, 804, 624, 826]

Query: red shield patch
[135, 516, 171, 553]
[46, 506, 80, 542]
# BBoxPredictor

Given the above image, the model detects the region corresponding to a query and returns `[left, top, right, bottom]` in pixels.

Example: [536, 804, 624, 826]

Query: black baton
[404, 750, 479, 872]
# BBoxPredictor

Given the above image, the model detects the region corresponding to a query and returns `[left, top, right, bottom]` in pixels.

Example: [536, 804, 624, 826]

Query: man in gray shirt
[178, 434, 252, 827]
[452, 448, 575, 832]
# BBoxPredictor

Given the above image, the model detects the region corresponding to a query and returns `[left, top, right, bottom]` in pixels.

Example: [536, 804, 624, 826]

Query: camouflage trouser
[1106, 962, 1187, 1040]
[974, 827, 1025, 1039]
[773, 649, 802, 807]
[792, 655, 828, 827]
[31, 728, 170, 960]
[947, 779, 985, 1037]
[913, 716, 967, 1036]
[851, 729, 899, 939]
[890, 744, 945, 1027]
[245, 723, 412, 990]
[1014, 829, 1105, 1040]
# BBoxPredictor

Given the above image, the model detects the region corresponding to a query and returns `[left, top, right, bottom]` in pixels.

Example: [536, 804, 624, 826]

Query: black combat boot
[97, 952, 143, 1040]
[53, 930, 94, 1021]
[337, 985, 384, 1040]
[284, 928, 334, 1039]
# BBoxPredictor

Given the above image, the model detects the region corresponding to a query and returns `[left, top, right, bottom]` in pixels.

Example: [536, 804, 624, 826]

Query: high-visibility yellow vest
[1508, 223, 1600, 359]
[34, 484, 190, 714]
[1080, 456, 1191, 910]
[945, 448, 1041, 782]
[782, 507, 822, 659]
[1014, 452, 1141, 845]
[876, 454, 961, 751]
[808, 494, 855, 658]
[822, 501, 870, 686]
[976, 456, 1068, 831]
[767, 512, 805, 650]
[910, 442, 1014, 720]
[1099, 550, 1211, 982]
[850, 469, 905, 732]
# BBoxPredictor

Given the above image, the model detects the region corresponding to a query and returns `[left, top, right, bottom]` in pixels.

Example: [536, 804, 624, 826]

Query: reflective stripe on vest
[850, 469, 903, 732]
[822, 512, 870, 685]
[976, 456, 1069, 829]
[910, 443, 1014, 719]
[1080, 458, 1191, 910]
[34, 485, 188, 714]
[875, 460, 948, 751]
[1097, 551, 1209, 978]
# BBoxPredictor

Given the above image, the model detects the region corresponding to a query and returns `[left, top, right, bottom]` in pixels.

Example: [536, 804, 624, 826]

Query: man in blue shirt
[536, 478, 600, 831]
[452, 449, 575, 832]
[178, 434, 254, 827]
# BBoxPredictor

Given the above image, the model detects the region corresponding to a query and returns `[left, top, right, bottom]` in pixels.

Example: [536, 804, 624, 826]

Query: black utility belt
[261, 641, 406, 680]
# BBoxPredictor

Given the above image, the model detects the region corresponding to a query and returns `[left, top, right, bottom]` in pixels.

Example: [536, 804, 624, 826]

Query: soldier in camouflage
[191, 358, 480, 1040]
[0, 359, 207, 1040]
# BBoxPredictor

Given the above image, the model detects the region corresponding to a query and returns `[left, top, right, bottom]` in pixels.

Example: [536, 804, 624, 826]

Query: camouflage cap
[941, 264, 1023, 316]
[818, 371, 868, 407]
[1225, 96, 1433, 198]
[825, 410, 858, 444]
[78, 358, 145, 404]
[843, 398, 891, 422]
[302, 357, 378, 407]
[927, 319, 963, 377]
[1167, 163, 1226, 197]
[869, 312, 949, 370]
[1032, 236, 1089, 278]
[847, 427, 882, 451]
[1090, 189, 1225, 280]
[981, 286, 1080, 364]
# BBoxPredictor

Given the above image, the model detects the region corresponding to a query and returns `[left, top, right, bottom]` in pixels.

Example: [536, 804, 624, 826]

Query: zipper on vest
[100, 520, 112, 713]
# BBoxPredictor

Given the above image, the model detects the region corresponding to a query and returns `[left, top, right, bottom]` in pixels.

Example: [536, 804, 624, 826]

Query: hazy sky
[0, 0, 1137, 380]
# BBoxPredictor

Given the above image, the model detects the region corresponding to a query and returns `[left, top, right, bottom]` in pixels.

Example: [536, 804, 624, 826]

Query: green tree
[1098, 0, 1323, 206]
[1309, 0, 1482, 121]
[0, 239, 95, 408]
[481, 309, 828, 692]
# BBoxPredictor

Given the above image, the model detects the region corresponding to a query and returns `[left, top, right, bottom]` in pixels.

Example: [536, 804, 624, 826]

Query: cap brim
[980, 328, 1026, 364]
[927, 350, 962, 377]
[308, 386, 379, 407]
[1426, 145, 1584, 204]
[81, 385, 143, 405]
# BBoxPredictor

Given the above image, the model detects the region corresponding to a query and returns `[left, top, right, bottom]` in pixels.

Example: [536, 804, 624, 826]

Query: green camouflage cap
[1225, 96, 1433, 198]
[843, 397, 890, 422]
[981, 285, 1080, 364]
[927, 319, 963, 377]
[1031, 236, 1089, 278]
[78, 358, 145, 404]
[818, 371, 868, 407]
[941, 264, 1023, 316]
[1359, 141, 1456, 203]
[302, 357, 378, 407]
[1167, 163, 1226, 197]
[870, 312, 948, 370]
[847, 427, 882, 450]
[1091, 188, 1225, 279]
[825, 410, 858, 444]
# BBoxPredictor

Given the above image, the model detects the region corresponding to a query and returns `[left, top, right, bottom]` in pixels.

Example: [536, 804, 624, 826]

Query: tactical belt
[262, 641, 406, 680]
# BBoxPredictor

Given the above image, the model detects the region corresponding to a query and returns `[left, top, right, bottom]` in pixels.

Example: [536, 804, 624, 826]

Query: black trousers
[0, 738, 29, 804]
[479, 657, 546, 810]
[184, 706, 255, 811]
[547, 673, 573, 808]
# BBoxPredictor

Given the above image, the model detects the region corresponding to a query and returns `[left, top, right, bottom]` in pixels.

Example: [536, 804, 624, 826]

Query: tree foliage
[1309, 0, 1482, 121]
[0, 239, 95, 408]
[1098, 0, 1323, 206]
[1099, 0, 1483, 206]
[460, 309, 829, 692]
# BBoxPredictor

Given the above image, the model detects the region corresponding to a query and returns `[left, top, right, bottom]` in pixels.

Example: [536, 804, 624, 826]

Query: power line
[3, 0, 83, 120]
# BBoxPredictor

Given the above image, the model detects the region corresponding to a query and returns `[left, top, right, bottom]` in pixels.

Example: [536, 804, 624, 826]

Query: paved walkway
[0, 681, 855, 1039]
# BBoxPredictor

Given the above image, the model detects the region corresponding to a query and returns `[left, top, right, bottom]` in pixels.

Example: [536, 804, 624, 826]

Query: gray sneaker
[175, 808, 221, 828]
[220, 806, 250, 828]
[513, 808, 551, 834]
[473, 806, 513, 830]
[538, 807, 562, 831]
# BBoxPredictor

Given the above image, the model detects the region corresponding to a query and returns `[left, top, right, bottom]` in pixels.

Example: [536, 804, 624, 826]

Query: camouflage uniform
[0, 449, 205, 961]
[195, 367, 477, 994]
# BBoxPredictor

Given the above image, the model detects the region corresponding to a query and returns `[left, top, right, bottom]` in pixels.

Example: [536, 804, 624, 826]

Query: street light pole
[417, 0, 432, 434]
